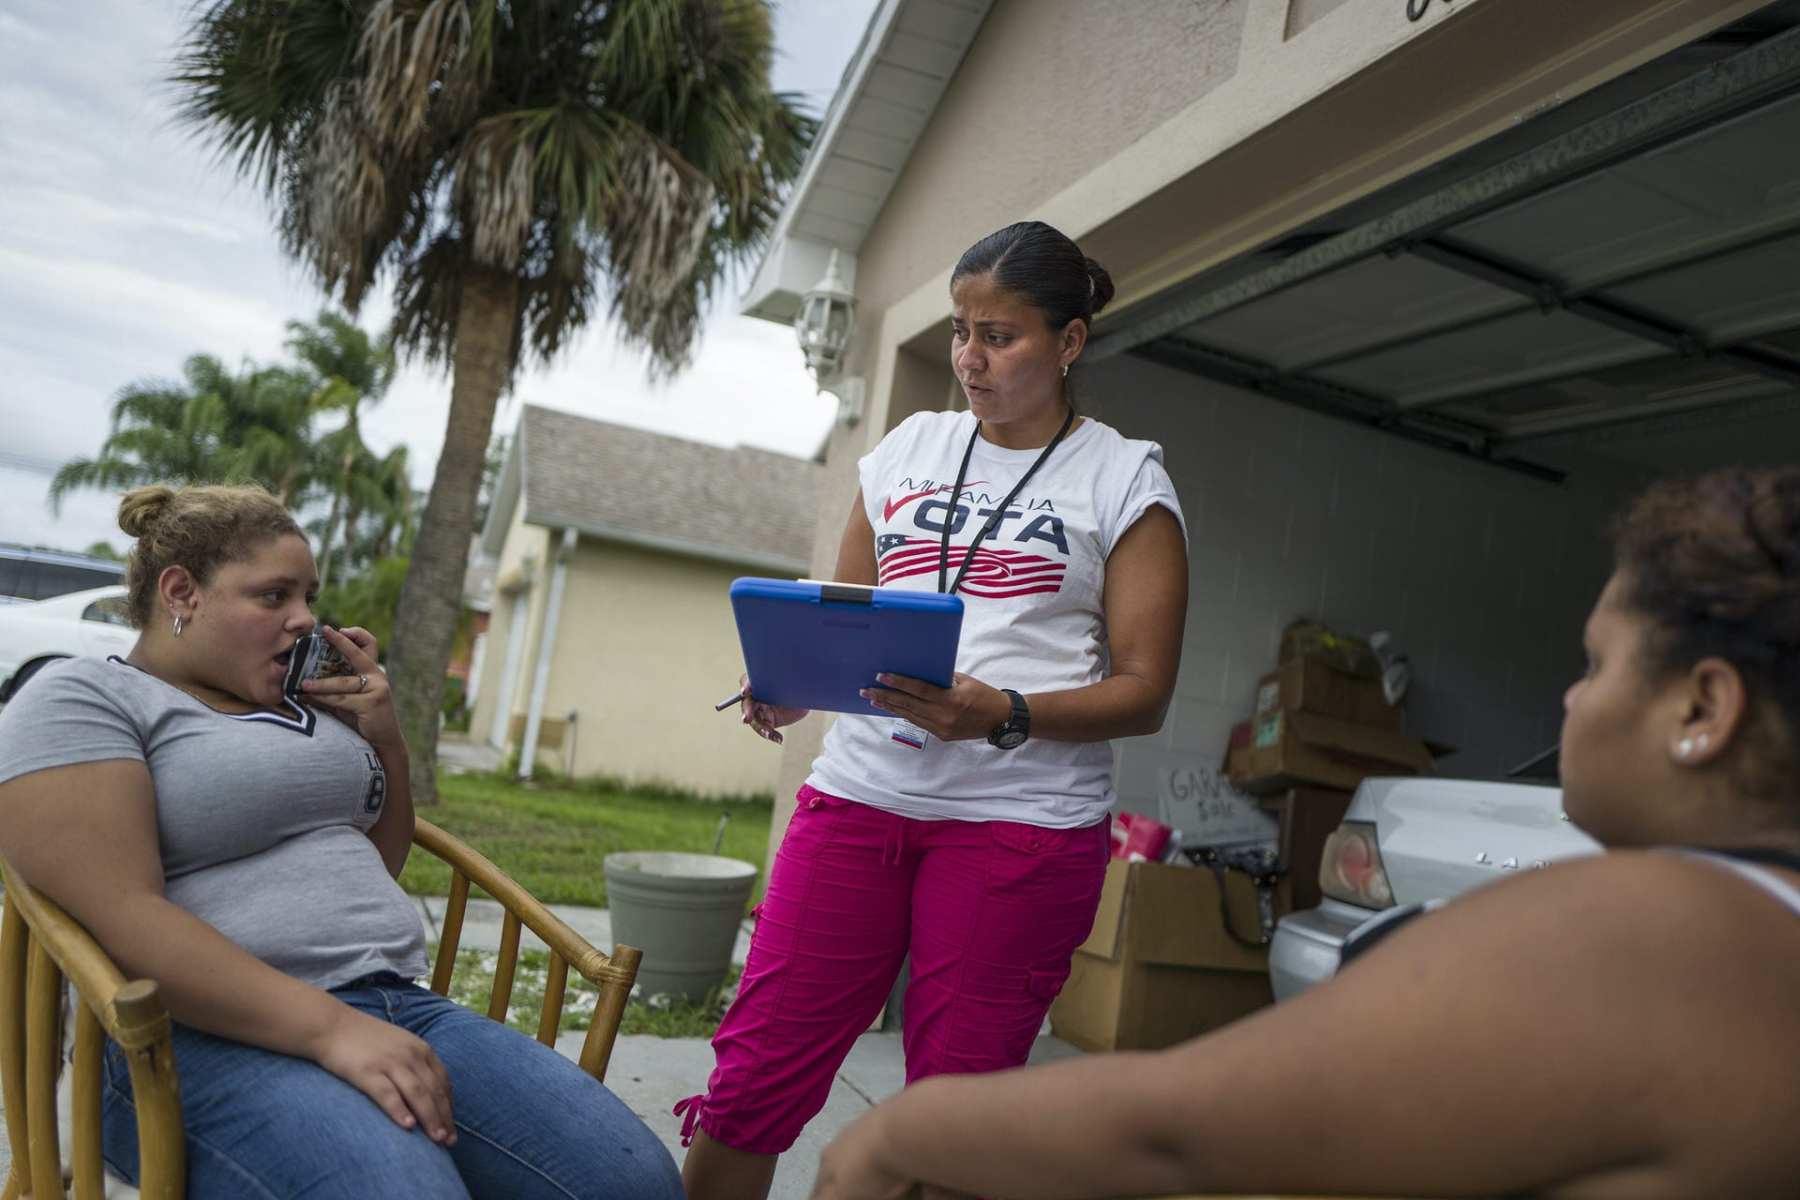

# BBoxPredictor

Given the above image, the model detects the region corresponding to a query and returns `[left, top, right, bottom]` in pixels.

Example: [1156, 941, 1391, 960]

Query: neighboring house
[452, 542, 495, 714]
[745, 0, 1800, 850]
[467, 405, 822, 797]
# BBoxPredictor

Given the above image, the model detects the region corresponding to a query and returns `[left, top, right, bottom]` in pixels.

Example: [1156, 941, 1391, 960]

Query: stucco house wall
[759, 0, 1763, 846]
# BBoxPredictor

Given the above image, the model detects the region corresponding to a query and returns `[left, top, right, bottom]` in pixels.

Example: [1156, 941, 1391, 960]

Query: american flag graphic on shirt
[876, 533, 1068, 599]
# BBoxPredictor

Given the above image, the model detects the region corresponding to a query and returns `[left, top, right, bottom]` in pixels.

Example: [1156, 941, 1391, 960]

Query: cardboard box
[1227, 708, 1433, 795]
[1050, 859, 1276, 1052]
[1279, 621, 1380, 678]
[1256, 656, 1400, 730]
[1259, 787, 1355, 913]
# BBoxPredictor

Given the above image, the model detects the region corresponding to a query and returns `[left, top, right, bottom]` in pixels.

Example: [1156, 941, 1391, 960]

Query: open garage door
[1090, 3, 1800, 483]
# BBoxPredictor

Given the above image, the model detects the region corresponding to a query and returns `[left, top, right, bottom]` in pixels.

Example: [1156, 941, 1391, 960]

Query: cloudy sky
[0, 0, 879, 554]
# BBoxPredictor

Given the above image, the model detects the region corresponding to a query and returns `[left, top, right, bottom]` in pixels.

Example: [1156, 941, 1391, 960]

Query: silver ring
[357, 674, 369, 693]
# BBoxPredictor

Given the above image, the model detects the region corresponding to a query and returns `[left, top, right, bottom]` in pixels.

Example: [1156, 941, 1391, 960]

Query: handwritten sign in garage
[1156, 765, 1279, 847]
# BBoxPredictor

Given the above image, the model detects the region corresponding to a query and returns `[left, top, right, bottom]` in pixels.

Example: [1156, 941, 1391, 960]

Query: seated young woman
[0, 484, 682, 1200]
[811, 464, 1800, 1200]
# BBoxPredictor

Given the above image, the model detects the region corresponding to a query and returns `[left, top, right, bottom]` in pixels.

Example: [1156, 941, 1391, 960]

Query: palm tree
[286, 311, 397, 587]
[219, 364, 326, 504]
[172, 0, 813, 803]
[50, 355, 322, 511]
[340, 445, 418, 569]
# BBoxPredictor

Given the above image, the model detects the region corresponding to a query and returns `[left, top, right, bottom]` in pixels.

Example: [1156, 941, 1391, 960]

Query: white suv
[0, 586, 137, 704]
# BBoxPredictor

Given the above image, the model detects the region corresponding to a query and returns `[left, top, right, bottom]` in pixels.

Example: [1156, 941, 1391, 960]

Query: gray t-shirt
[0, 656, 427, 991]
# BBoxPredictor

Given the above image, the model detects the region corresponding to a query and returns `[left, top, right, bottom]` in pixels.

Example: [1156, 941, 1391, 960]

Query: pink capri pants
[675, 784, 1109, 1155]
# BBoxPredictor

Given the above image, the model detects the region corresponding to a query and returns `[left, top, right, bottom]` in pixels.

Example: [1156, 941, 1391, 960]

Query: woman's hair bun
[118, 486, 176, 539]
[1084, 257, 1116, 317]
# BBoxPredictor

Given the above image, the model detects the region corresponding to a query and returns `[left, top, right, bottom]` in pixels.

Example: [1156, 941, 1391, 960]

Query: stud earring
[1676, 737, 1695, 759]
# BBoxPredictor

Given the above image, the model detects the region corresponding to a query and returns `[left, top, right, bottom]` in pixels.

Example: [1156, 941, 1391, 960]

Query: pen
[714, 689, 750, 712]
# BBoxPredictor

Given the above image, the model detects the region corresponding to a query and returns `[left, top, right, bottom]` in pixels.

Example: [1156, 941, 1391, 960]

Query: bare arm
[866, 504, 1188, 743]
[1025, 502, 1186, 741]
[303, 624, 411, 876]
[834, 488, 879, 585]
[816, 853, 1794, 1199]
[0, 759, 454, 1144]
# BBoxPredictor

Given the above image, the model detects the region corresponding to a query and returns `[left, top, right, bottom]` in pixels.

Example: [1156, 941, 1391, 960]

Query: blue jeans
[101, 973, 682, 1200]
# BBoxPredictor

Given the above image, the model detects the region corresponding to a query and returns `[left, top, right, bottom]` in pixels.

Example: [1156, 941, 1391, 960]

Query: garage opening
[1090, 3, 1800, 484]
[1056, 6, 1800, 800]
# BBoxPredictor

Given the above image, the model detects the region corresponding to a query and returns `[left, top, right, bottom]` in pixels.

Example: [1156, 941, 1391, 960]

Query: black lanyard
[937, 406, 1075, 596]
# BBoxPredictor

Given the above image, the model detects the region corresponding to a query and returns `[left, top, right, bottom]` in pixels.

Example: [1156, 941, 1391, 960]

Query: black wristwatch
[987, 689, 1030, 749]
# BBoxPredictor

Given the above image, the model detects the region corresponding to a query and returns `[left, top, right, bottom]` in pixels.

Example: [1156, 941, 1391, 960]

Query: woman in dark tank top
[811, 467, 1800, 1200]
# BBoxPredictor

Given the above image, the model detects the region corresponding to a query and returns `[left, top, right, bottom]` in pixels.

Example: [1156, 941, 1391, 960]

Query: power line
[0, 451, 62, 477]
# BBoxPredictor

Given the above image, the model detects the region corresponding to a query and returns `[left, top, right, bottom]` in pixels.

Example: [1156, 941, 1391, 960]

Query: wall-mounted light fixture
[795, 247, 864, 427]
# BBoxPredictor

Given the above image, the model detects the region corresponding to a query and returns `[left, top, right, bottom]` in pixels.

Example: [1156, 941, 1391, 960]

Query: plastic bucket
[603, 852, 759, 1002]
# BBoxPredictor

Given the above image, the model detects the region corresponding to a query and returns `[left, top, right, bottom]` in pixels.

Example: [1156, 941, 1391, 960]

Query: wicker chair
[0, 818, 641, 1200]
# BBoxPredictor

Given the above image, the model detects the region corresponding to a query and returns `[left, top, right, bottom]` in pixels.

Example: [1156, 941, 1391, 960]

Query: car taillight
[1319, 820, 1394, 909]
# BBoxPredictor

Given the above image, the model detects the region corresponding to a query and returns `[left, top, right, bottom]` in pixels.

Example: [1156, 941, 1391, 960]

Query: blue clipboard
[729, 578, 963, 717]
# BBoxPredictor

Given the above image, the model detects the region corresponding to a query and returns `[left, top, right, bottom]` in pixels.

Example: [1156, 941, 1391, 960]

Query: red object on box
[1110, 813, 1171, 863]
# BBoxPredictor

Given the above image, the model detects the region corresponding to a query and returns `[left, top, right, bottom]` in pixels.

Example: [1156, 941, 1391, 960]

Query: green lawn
[400, 771, 773, 907]
[440, 945, 742, 1039]
[407, 772, 770, 1039]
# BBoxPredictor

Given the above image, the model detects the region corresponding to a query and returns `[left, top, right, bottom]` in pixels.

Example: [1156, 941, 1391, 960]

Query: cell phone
[282, 627, 354, 698]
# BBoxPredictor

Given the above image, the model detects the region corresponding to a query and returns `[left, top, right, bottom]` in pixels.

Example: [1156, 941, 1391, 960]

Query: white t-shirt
[805, 409, 1186, 829]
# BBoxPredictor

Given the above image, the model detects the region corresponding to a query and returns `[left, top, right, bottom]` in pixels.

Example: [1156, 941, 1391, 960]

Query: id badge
[890, 718, 928, 751]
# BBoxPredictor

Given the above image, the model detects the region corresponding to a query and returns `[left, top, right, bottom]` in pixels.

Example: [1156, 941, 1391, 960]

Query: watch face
[993, 728, 1027, 750]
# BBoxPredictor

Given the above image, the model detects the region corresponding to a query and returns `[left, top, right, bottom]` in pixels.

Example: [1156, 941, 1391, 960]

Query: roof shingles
[518, 405, 822, 570]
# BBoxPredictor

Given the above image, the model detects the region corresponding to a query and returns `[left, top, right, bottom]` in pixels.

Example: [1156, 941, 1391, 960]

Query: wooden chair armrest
[0, 857, 185, 1199]
[1, 867, 153, 1045]
[411, 818, 641, 1080]
[411, 818, 639, 991]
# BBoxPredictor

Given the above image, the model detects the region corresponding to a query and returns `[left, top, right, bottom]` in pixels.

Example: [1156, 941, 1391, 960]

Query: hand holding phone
[283, 626, 355, 698]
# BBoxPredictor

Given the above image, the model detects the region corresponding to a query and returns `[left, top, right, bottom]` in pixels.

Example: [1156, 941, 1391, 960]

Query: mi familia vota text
[885, 479, 1069, 554]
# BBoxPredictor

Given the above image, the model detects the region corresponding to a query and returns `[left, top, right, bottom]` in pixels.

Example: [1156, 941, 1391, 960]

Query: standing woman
[679, 221, 1189, 1200]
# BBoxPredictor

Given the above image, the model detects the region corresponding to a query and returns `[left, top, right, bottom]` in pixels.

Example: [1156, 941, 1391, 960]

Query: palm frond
[357, 0, 474, 158]
[170, 0, 360, 193]
[604, 131, 715, 346]
[388, 231, 472, 366]
[454, 113, 539, 268]
[593, 0, 691, 102]
[287, 309, 397, 400]
[175, 0, 815, 375]
[46, 457, 157, 514]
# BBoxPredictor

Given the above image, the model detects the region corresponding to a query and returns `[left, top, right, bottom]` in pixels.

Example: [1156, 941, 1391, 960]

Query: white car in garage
[0, 586, 138, 704]
[1269, 774, 1601, 1000]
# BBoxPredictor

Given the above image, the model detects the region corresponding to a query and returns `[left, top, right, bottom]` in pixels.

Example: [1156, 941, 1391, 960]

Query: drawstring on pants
[673, 1094, 705, 1147]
